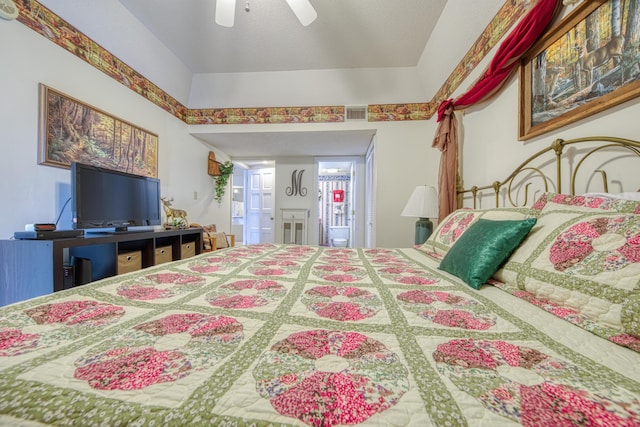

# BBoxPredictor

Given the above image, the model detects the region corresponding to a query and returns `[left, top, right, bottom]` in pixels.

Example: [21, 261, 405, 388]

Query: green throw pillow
[438, 218, 537, 289]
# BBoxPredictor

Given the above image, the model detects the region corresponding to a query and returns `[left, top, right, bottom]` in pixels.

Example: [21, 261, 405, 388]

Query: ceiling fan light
[285, 0, 317, 26]
[215, 0, 236, 27]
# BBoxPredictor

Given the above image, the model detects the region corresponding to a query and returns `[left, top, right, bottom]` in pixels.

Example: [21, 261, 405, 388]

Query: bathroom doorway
[317, 158, 356, 247]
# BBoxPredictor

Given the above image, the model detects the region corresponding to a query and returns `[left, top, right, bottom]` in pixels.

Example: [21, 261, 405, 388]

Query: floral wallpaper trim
[427, 0, 530, 118]
[16, 0, 529, 123]
[16, 0, 188, 122]
[367, 103, 434, 122]
[187, 106, 345, 125]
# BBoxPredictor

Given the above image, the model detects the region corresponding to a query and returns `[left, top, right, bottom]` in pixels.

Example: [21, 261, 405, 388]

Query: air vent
[346, 106, 367, 121]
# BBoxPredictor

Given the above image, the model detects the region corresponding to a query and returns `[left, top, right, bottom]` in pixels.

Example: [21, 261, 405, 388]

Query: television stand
[103, 228, 154, 235]
[0, 228, 203, 306]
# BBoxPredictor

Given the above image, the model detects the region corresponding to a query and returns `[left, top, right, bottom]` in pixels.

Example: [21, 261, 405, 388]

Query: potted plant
[213, 161, 234, 203]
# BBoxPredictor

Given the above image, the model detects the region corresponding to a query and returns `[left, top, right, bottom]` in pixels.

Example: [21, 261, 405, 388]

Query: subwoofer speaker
[63, 265, 75, 289]
[72, 257, 92, 286]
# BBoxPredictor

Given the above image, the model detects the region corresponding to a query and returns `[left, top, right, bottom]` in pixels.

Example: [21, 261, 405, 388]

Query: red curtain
[432, 0, 562, 222]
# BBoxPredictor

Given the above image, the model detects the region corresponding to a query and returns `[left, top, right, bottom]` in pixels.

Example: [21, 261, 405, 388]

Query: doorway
[239, 164, 275, 245]
[317, 159, 356, 247]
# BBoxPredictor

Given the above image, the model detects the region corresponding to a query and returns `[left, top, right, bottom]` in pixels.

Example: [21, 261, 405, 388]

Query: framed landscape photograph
[519, 0, 640, 140]
[38, 84, 158, 177]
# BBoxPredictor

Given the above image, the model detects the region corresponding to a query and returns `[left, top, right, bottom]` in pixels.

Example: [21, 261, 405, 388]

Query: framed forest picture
[519, 0, 640, 140]
[38, 84, 158, 177]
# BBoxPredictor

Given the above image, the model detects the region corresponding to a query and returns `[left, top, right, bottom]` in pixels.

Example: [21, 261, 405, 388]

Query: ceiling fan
[0, 0, 19, 20]
[215, 0, 317, 27]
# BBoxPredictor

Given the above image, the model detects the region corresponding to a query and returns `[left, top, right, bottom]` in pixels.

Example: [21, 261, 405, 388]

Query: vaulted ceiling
[117, 0, 447, 74]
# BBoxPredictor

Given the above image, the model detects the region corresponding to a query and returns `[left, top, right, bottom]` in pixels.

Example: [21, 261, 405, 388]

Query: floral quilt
[1, 244, 639, 426]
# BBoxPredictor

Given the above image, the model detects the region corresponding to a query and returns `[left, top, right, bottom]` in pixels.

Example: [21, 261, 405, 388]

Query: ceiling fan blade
[215, 0, 236, 27]
[285, 0, 317, 26]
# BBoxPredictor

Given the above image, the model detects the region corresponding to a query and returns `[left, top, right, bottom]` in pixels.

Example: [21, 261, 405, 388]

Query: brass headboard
[457, 136, 640, 209]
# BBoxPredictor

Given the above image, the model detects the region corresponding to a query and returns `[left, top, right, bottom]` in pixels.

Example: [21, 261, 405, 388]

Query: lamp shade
[401, 185, 438, 245]
[401, 186, 438, 219]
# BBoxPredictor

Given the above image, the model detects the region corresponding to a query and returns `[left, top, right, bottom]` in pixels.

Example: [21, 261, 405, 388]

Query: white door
[347, 161, 356, 248]
[365, 141, 376, 248]
[246, 168, 275, 244]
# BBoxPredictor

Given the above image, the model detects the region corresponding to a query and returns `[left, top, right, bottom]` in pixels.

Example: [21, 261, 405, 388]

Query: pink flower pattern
[378, 266, 440, 285]
[0, 301, 125, 356]
[610, 334, 640, 352]
[74, 346, 191, 390]
[256, 259, 299, 268]
[74, 314, 244, 391]
[434, 339, 640, 425]
[436, 211, 476, 245]
[250, 267, 288, 276]
[206, 279, 287, 308]
[549, 216, 640, 273]
[253, 330, 409, 426]
[318, 249, 359, 266]
[312, 264, 367, 283]
[274, 252, 308, 260]
[532, 193, 640, 214]
[302, 286, 382, 321]
[364, 249, 393, 255]
[397, 290, 497, 330]
[24, 300, 125, 327]
[366, 250, 411, 267]
[0, 328, 40, 356]
[133, 313, 244, 345]
[117, 273, 205, 300]
[225, 245, 273, 257]
[187, 255, 242, 273]
[247, 258, 301, 276]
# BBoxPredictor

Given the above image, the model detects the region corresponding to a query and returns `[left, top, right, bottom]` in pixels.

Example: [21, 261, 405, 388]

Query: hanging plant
[213, 161, 234, 203]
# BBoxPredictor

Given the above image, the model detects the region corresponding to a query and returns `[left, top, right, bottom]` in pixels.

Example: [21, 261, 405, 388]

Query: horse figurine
[160, 196, 189, 228]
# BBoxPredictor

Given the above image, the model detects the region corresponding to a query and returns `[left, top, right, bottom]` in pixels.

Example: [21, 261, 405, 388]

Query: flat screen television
[71, 162, 161, 232]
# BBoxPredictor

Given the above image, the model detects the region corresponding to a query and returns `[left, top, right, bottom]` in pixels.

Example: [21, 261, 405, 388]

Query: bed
[1, 136, 639, 426]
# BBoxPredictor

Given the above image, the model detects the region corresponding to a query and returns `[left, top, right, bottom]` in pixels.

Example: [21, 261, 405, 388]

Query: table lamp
[401, 185, 438, 245]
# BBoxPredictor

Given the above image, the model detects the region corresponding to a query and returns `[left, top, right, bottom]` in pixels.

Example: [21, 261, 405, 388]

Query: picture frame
[519, 0, 640, 140]
[38, 84, 158, 177]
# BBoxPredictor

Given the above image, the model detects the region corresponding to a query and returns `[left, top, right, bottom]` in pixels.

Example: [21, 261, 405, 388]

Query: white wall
[190, 120, 437, 248]
[273, 157, 316, 244]
[264, 154, 367, 247]
[189, 67, 427, 108]
[417, 0, 505, 99]
[37, 0, 193, 105]
[0, 20, 220, 239]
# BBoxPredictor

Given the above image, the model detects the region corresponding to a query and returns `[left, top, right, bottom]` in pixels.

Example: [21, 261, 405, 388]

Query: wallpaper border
[15, 0, 529, 124]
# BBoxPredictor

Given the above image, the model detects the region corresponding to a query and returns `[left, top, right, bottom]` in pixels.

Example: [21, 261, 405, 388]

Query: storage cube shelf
[0, 228, 203, 306]
[181, 242, 196, 259]
[154, 245, 172, 265]
[117, 251, 142, 274]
